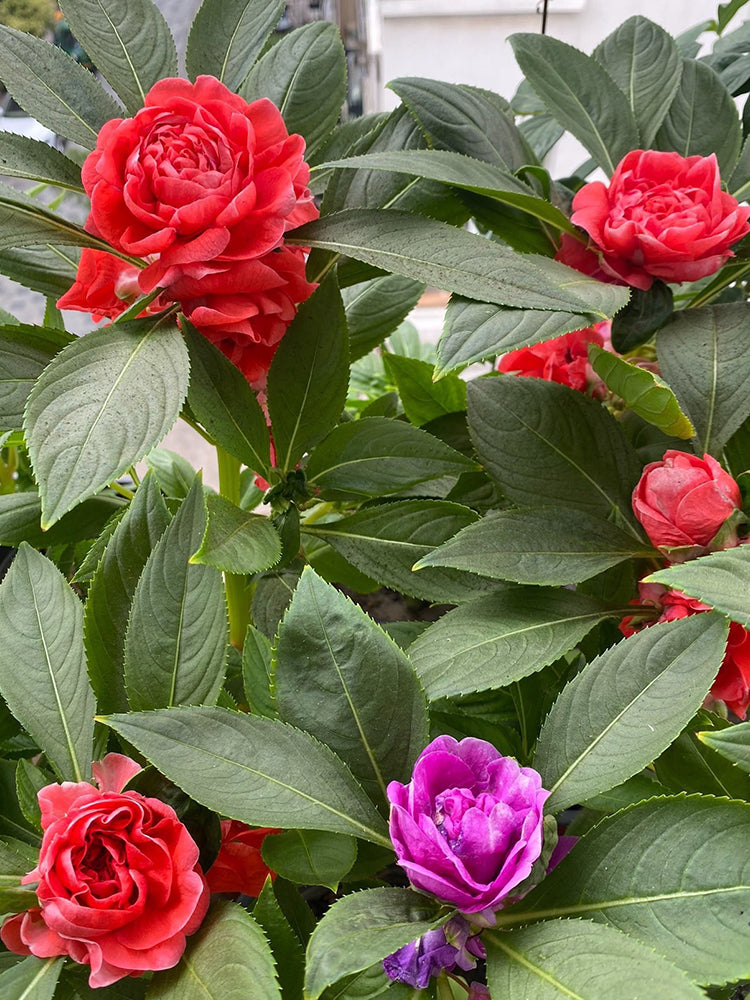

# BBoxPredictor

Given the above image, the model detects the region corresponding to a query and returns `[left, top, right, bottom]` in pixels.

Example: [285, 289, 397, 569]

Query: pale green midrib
[220, 10, 247, 83]
[18, 958, 60, 1000]
[309, 582, 388, 798]
[13, 48, 97, 138]
[97, 1, 146, 104]
[495, 884, 748, 927]
[30, 574, 84, 782]
[278, 338, 320, 474]
[547, 631, 710, 798]
[167, 534, 192, 709]
[486, 933, 586, 1000]
[702, 319, 719, 453]
[183, 955, 215, 999]
[308, 453, 465, 483]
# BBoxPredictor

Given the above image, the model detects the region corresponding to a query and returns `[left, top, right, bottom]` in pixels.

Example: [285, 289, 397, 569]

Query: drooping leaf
[0, 245, 78, 300]
[183, 320, 270, 477]
[0, 956, 64, 1000]
[304, 887, 445, 999]
[589, 345, 694, 439]
[192, 494, 281, 575]
[0, 182, 109, 255]
[410, 588, 613, 700]
[145, 448, 195, 500]
[657, 304, 750, 455]
[509, 33, 639, 174]
[485, 919, 705, 1000]
[185, 0, 286, 91]
[437, 297, 595, 374]
[343, 275, 425, 362]
[274, 568, 428, 802]
[0, 134, 83, 191]
[252, 880, 306, 1000]
[25, 317, 189, 528]
[124, 479, 227, 711]
[0, 545, 94, 782]
[59, 0, 177, 115]
[102, 707, 391, 846]
[241, 22, 346, 156]
[416, 507, 652, 586]
[609, 280, 674, 354]
[654, 59, 742, 175]
[647, 545, 750, 626]
[288, 210, 629, 316]
[592, 17, 682, 146]
[261, 829, 356, 891]
[498, 795, 750, 984]
[267, 278, 349, 475]
[242, 624, 277, 719]
[0, 491, 123, 549]
[0, 26, 122, 149]
[467, 375, 643, 527]
[0, 324, 73, 431]
[534, 612, 729, 813]
[84, 471, 170, 714]
[305, 417, 474, 500]
[699, 722, 750, 773]
[148, 901, 281, 1000]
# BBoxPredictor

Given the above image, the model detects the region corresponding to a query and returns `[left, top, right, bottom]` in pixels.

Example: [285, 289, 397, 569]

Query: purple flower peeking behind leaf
[387, 736, 550, 913]
[383, 917, 485, 989]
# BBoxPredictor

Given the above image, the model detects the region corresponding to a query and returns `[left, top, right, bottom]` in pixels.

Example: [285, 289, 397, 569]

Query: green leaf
[534, 613, 729, 813]
[59, 0, 177, 115]
[267, 278, 349, 475]
[0, 245, 78, 300]
[0, 135, 84, 191]
[0, 26, 122, 149]
[305, 417, 474, 500]
[145, 447, 195, 500]
[192, 493, 281, 574]
[485, 919, 705, 1000]
[241, 22, 346, 156]
[389, 77, 527, 169]
[409, 588, 613, 700]
[15, 759, 46, 830]
[0, 324, 73, 431]
[437, 297, 595, 374]
[304, 887, 445, 1000]
[261, 829, 356, 891]
[655, 59, 742, 175]
[25, 316, 190, 528]
[242, 624, 277, 719]
[609, 280, 674, 354]
[0, 957, 64, 1000]
[589, 345, 694, 439]
[657, 304, 750, 455]
[101, 706, 391, 846]
[509, 34, 639, 174]
[655, 713, 750, 799]
[0, 490, 123, 549]
[321, 149, 577, 235]
[498, 795, 750, 984]
[305, 499, 495, 603]
[185, 0, 285, 91]
[646, 546, 750, 626]
[274, 567, 428, 801]
[467, 375, 643, 527]
[84, 471, 171, 714]
[289, 210, 628, 316]
[592, 17, 682, 146]
[0, 544, 94, 782]
[382, 353, 465, 427]
[343, 275, 425, 362]
[0, 182, 110, 255]
[252, 880, 306, 1000]
[519, 113, 564, 162]
[416, 507, 651, 586]
[124, 479, 227, 710]
[184, 321, 271, 477]
[148, 900, 281, 1000]
[699, 722, 750, 773]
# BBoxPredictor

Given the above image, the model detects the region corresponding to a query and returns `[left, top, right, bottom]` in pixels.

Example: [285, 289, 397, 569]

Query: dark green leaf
[0, 182, 110, 254]
[25, 317, 190, 528]
[0, 490, 124, 549]
[102, 707, 391, 846]
[409, 588, 613, 700]
[252, 880, 305, 1000]
[700, 721, 750, 773]
[0, 324, 73, 431]
[274, 567, 428, 801]
[267, 278, 349, 474]
[610, 280, 673, 354]
[0, 135, 83, 190]
[0, 544, 94, 781]
[655, 714, 750, 798]
[647, 542, 750, 625]
[343, 275, 425, 362]
[193, 493, 281, 574]
[124, 479, 227, 710]
[145, 447, 194, 500]
[382, 354, 465, 427]
[185, 0, 286, 91]
[534, 613, 730, 812]
[59, 0, 177, 115]
[0, 245, 78, 300]
[261, 829, 356, 890]
[242, 624, 277, 718]
[0, 956, 64, 1000]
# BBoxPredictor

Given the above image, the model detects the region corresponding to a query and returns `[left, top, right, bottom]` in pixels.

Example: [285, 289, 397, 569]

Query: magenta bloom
[387, 736, 549, 914]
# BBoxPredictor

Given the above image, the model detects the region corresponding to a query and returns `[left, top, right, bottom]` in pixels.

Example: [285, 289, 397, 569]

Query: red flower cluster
[557, 150, 750, 290]
[496, 323, 608, 396]
[58, 76, 319, 385]
[206, 820, 279, 896]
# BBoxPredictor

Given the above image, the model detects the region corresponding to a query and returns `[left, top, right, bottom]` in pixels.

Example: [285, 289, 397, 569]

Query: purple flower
[383, 917, 484, 989]
[387, 736, 549, 913]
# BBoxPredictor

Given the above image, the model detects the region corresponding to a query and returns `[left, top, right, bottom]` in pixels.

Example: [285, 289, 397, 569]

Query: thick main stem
[217, 446, 251, 649]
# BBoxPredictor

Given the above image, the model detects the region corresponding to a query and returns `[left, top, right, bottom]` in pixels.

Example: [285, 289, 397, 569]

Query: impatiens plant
[1, 1, 750, 998]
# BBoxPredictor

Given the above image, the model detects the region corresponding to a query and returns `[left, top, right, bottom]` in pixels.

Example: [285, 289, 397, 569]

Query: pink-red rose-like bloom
[206, 821, 279, 897]
[632, 450, 742, 554]
[557, 150, 750, 290]
[496, 325, 607, 396]
[0, 754, 209, 989]
[621, 583, 750, 719]
[387, 736, 549, 915]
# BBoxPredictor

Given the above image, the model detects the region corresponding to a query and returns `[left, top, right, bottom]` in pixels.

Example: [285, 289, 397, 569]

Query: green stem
[217, 446, 251, 649]
[686, 260, 750, 309]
